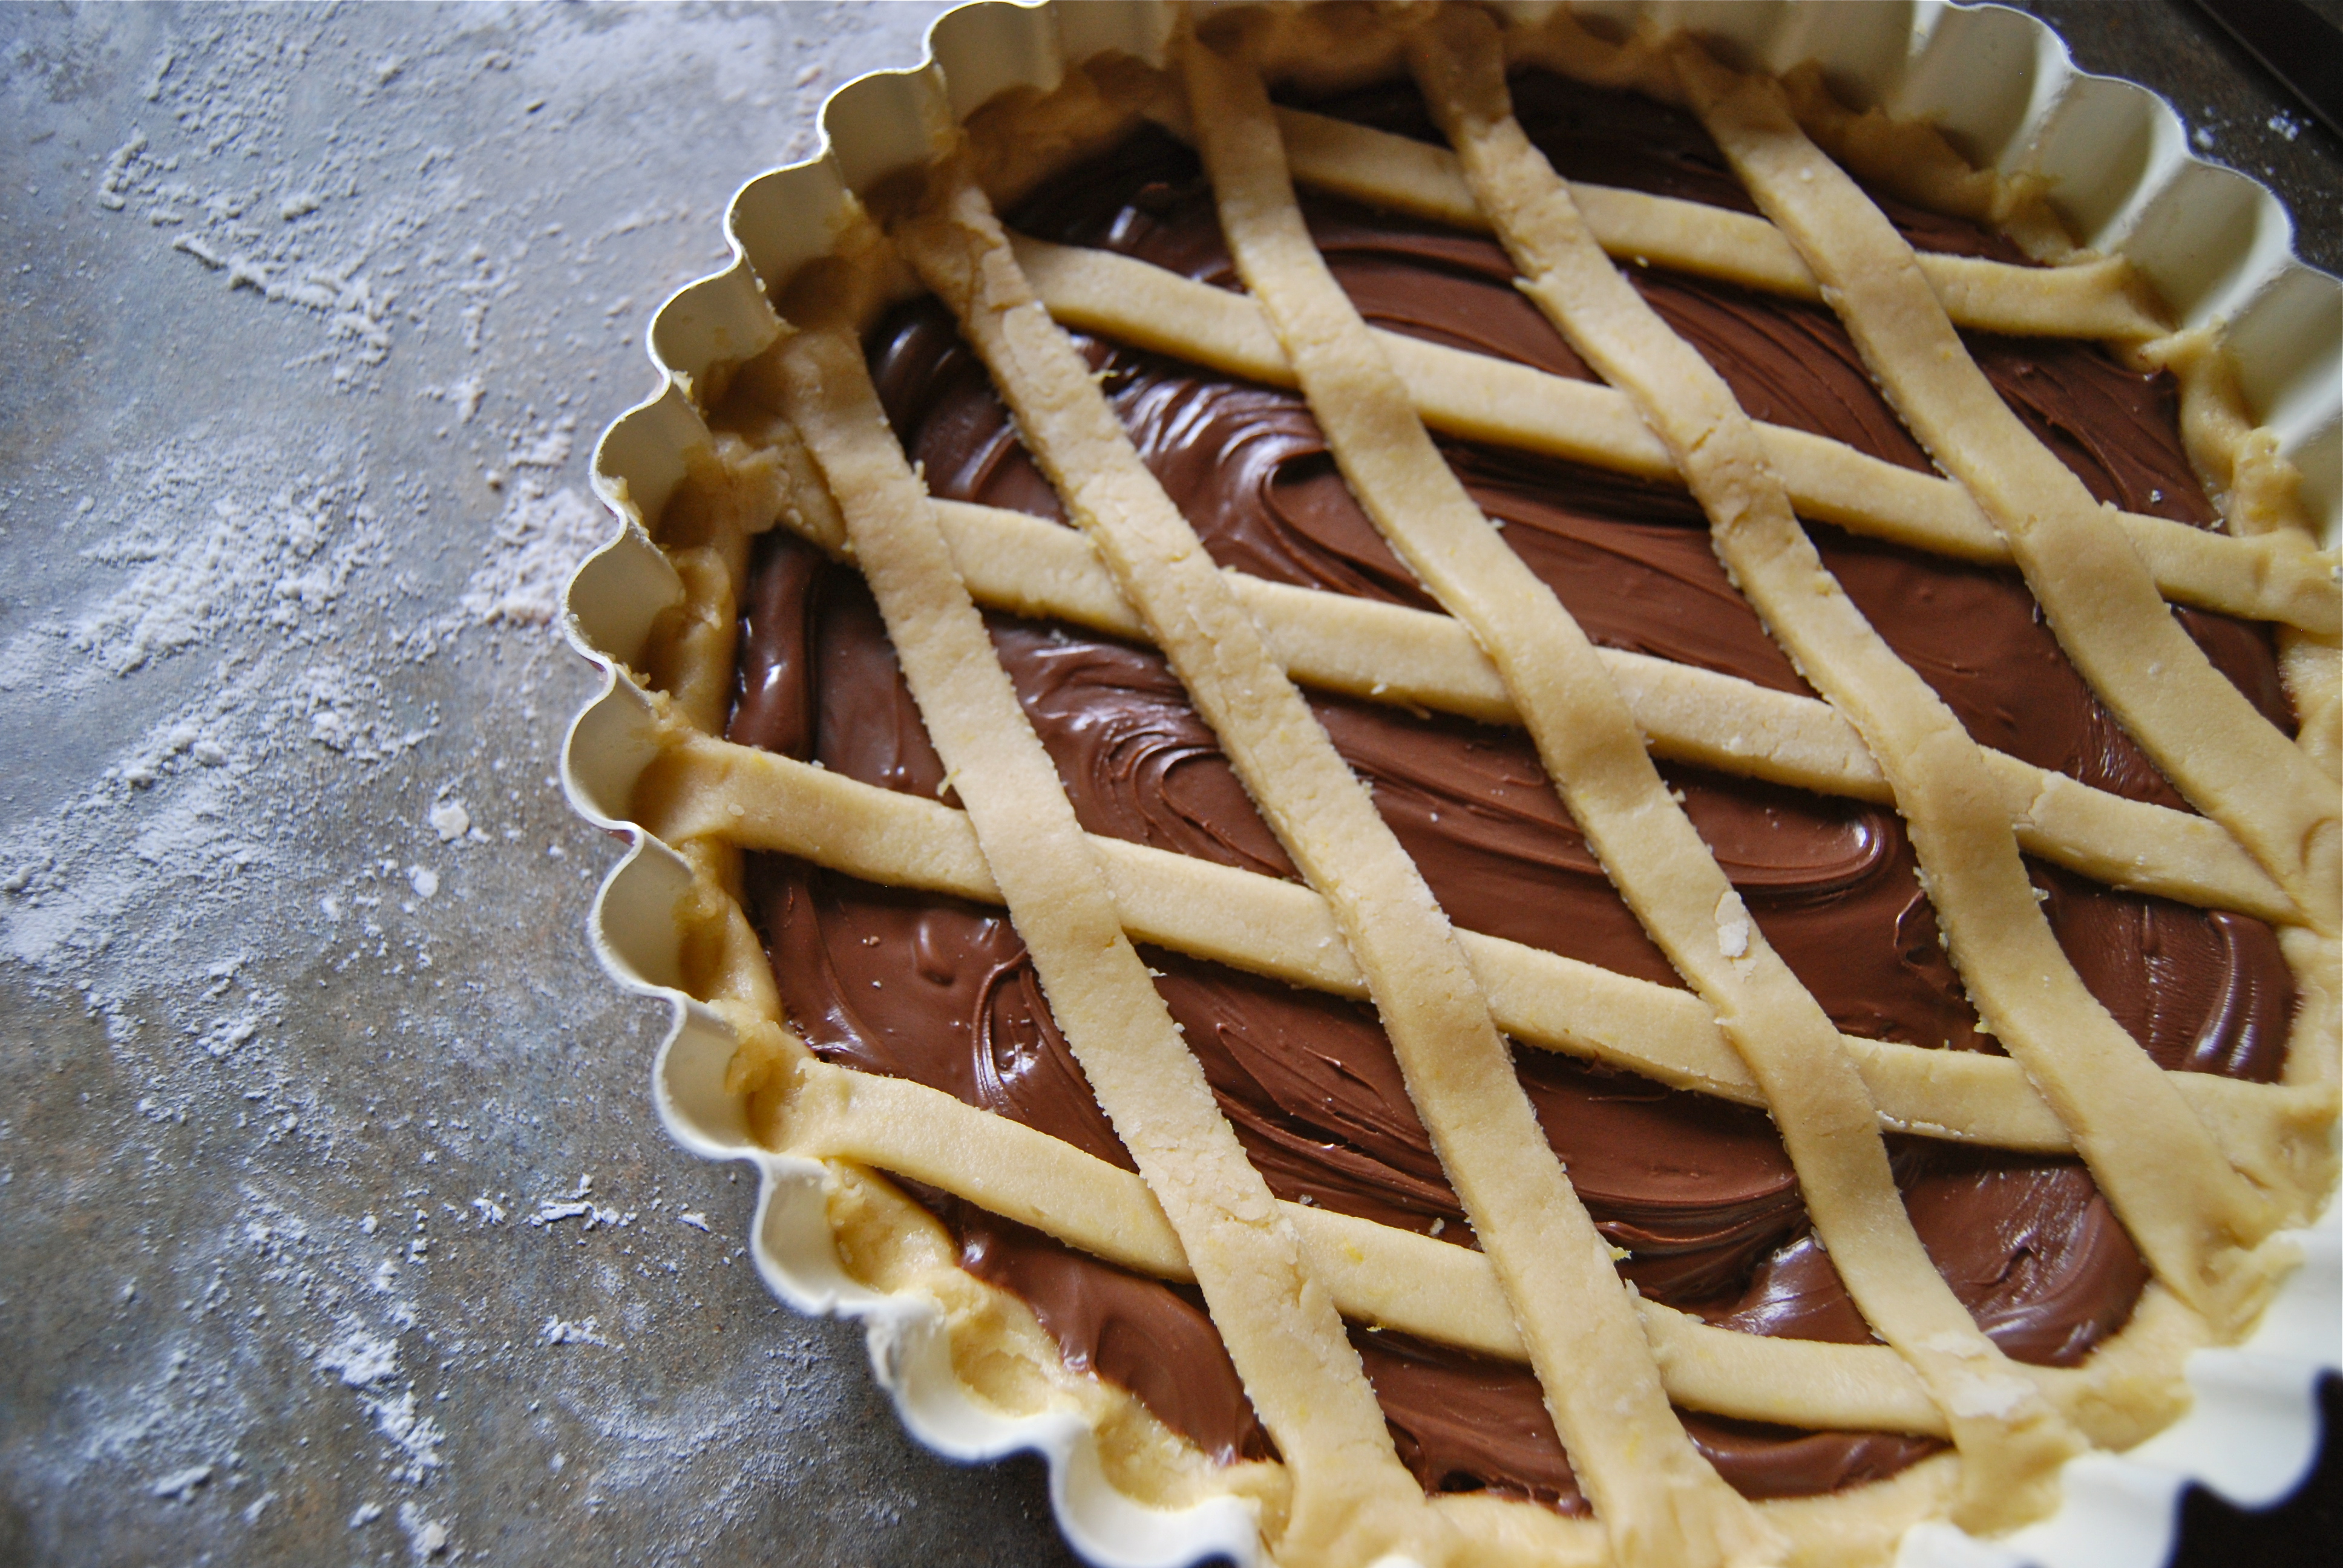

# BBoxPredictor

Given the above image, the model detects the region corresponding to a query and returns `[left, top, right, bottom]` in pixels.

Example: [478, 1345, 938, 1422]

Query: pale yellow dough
[605, 5, 2343, 1565]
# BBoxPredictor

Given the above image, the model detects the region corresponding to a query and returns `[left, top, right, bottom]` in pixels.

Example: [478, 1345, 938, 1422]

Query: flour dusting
[0, 5, 1002, 1566]
[460, 478, 606, 630]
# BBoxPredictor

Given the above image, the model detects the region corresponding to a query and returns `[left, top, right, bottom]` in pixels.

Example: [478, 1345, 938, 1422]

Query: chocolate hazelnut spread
[725, 73, 2296, 1511]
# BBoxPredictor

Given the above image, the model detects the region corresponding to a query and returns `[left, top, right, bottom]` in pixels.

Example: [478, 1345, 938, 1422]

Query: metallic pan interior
[562, 4, 2343, 1565]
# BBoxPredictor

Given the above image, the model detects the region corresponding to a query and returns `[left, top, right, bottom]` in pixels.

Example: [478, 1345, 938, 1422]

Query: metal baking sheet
[0, 3, 2331, 1566]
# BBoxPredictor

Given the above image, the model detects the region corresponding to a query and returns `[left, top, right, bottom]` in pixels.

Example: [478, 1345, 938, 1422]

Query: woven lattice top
[624, 8, 2341, 1566]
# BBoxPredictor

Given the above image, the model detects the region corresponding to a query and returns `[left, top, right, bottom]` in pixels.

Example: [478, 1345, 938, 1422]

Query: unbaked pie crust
[611, 5, 2341, 1565]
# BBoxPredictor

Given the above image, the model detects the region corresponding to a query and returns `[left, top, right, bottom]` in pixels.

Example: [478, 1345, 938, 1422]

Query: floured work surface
[621, 6, 2340, 1566]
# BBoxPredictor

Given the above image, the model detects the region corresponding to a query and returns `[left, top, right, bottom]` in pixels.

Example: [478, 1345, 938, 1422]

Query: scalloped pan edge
[561, 5, 2342, 1565]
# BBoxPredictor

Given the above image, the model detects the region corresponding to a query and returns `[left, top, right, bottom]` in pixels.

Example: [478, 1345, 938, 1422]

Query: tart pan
[563, 4, 2342, 1563]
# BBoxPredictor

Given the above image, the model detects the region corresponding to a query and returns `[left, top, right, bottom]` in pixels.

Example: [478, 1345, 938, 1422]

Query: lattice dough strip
[1008, 237, 2338, 638]
[2149, 337, 2343, 1109]
[1248, 104, 2166, 342]
[771, 1051, 2219, 1451]
[777, 1056, 1954, 1429]
[733, 461, 2291, 917]
[635, 727, 2336, 1201]
[1124, 87, 2156, 342]
[618, 465, 819, 1097]
[1676, 51, 2342, 944]
[903, 495, 2293, 921]
[894, 134, 1777, 1566]
[2151, 330, 2343, 805]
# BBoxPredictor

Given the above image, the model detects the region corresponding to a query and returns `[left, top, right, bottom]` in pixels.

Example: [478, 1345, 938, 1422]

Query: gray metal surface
[0, 4, 1078, 1564]
[0, 4, 2330, 1567]
[2017, 0, 2343, 278]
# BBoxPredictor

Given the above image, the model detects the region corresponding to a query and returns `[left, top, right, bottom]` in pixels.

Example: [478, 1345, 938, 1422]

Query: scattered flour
[150, 1463, 215, 1501]
[1, 3, 977, 1564]
[1714, 889, 1752, 961]
[398, 1500, 453, 1560]
[318, 1329, 400, 1388]
[428, 799, 471, 842]
[87, 17, 450, 391]
[529, 1196, 628, 1232]
[1, 454, 379, 698]
[459, 477, 608, 630]
[542, 1315, 613, 1348]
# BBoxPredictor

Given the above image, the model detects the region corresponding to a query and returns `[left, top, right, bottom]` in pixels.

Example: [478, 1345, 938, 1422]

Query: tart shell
[563, 4, 2342, 1565]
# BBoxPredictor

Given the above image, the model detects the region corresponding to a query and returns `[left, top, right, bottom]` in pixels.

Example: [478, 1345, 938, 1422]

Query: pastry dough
[612, 5, 2342, 1564]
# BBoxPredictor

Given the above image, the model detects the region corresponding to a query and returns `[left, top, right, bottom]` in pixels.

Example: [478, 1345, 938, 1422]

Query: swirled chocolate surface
[728, 73, 2296, 1510]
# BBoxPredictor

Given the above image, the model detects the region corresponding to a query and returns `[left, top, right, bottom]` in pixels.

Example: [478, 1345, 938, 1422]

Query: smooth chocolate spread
[727, 73, 2297, 1510]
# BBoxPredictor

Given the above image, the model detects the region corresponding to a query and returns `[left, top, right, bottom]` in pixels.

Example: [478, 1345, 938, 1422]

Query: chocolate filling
[727, 71, 2296, 1511]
